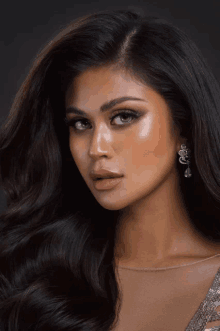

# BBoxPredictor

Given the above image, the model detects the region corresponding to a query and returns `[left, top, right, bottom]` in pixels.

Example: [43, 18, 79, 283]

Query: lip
[93, 176, 123, 191]
[90, 169, 123, 181]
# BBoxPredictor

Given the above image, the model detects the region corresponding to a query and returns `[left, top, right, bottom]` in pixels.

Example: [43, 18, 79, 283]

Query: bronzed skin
[65, 66, 220, 268]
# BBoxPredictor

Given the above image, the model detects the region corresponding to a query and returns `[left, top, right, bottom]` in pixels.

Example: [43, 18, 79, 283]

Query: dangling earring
[178, 144, 192, 178]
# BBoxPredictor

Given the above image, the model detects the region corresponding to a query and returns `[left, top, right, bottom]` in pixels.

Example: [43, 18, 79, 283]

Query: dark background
[0, 0, 220, 214]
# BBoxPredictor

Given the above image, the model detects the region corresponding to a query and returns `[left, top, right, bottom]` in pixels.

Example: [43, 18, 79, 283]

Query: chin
[98, 201, 124, 211]
[95, 195, 130, 211]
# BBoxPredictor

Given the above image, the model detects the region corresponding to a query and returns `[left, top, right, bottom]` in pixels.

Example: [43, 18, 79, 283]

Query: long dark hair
[1, 8, 220, 330]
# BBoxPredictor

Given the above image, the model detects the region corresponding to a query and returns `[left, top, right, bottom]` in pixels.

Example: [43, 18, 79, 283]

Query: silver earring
[178, 144, 192, 178]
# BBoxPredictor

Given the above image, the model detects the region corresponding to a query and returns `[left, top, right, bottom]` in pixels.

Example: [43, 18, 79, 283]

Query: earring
[178, 144, 192, 178]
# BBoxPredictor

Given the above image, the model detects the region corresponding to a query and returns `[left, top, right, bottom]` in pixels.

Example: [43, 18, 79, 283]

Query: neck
[114, 169, 218, 267]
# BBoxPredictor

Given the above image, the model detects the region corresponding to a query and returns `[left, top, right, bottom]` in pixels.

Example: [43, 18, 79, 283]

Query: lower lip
[93, 177, 123, 190]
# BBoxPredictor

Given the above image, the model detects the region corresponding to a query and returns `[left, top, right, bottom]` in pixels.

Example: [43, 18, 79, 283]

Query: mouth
[94, 175, 123, 180]
[93, 176, 124, 190]
[95, 177, 116, 180]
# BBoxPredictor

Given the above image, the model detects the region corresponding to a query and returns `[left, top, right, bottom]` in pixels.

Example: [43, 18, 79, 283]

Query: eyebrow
[65, 96, 147, 115]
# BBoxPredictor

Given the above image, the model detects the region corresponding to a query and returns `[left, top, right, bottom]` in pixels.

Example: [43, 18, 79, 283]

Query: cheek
[131, 112, 173, 160]
[122, 115, 158, 171]
[122, 115, 175, 184]
[69, 138, 88, 172]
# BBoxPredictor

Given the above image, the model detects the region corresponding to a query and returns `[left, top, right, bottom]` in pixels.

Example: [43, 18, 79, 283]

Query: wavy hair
[1, 8, 220, 330]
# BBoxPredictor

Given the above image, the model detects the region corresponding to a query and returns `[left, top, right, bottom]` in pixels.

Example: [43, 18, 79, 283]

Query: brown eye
[64, 118, 91, 131]
[64, 110, 141, 132]
[111, 113, 136, 125]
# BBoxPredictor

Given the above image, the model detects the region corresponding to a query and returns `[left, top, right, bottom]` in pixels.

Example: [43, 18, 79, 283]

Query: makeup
[93, 177, 123, 190]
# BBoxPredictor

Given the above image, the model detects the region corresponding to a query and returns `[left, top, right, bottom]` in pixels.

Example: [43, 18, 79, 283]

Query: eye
[64, 110, 142, 132]
[112, 112, 136, 125]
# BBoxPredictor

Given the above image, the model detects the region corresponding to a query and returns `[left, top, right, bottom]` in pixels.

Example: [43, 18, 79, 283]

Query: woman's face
[65, 66, 183, 211]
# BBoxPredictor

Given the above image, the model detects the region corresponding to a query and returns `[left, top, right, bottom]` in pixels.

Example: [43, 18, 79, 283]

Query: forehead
[65, 66, 149, 105]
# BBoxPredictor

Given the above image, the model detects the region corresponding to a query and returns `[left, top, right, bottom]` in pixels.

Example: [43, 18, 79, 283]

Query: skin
[65, 65, 220, 268]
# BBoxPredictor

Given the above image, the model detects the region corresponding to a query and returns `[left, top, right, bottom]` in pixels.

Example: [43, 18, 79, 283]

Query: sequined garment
[186, 268, 220, 331]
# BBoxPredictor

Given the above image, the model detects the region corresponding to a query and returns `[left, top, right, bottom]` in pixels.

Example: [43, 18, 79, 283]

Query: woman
[0, 8, 220, 331]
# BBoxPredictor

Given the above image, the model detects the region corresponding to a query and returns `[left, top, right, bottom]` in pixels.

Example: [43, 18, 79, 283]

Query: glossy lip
[93, 176, 123, 191]
[90, 168, 124, 181]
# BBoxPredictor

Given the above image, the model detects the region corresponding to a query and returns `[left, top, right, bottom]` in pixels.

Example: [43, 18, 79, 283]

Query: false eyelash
[63, 109, 141, 130]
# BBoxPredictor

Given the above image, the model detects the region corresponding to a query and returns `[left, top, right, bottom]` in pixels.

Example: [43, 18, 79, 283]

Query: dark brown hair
[0, 8, 220, 330]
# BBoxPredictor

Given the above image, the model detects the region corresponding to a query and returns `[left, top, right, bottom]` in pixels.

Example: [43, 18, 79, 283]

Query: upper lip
[90, 169, 124, 181]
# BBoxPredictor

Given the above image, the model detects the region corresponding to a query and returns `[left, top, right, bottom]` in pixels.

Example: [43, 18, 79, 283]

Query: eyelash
[64, 110, 141, 132]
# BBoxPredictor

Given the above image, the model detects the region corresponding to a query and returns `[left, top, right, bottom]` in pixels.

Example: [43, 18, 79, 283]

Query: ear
[171, 120, 188, 153]
[172, 127, 187, 154]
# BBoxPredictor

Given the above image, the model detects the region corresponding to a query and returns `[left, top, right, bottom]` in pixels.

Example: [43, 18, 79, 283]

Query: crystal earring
[178, 144, 192, 178]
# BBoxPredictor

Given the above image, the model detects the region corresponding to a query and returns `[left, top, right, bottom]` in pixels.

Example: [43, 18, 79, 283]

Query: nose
[88, 124, 113, 160]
